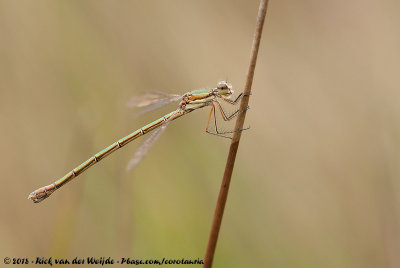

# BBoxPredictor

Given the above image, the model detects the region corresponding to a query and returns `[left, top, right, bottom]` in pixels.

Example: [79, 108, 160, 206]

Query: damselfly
[28, 81, 249, 203]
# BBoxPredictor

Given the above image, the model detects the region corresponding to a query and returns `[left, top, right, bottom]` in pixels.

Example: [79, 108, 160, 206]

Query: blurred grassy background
[1, 0, 399, 267]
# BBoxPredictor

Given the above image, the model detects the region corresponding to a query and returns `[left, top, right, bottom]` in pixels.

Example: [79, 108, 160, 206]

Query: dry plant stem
[203, 0, 270, 267]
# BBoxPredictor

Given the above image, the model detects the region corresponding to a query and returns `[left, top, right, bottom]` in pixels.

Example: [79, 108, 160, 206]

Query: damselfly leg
[205, 93, 251, 139]
[218, 91, 251, 105]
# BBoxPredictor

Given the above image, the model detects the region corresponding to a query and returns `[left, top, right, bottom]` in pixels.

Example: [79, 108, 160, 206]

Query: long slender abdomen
[28, 109, 186, 203]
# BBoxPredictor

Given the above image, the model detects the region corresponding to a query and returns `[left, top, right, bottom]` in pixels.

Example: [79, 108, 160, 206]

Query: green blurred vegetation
[1, 0, 399, 267]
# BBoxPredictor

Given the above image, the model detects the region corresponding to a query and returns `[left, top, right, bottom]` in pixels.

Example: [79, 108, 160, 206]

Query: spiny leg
[205, 103, 249, 139]
[205, 104, 233, 139]
[215, 100, 250, 134]
[218, 92, 251, 105]
[205, 104, 225, 135]
[205, 105, 216, 133]
[214, 99, 250, 122]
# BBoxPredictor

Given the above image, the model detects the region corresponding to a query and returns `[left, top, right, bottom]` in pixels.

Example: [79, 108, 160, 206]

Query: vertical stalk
[203, 0, 270, 267]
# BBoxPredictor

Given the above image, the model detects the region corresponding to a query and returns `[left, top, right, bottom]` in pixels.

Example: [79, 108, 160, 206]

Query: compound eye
[217, 81, 228, 89]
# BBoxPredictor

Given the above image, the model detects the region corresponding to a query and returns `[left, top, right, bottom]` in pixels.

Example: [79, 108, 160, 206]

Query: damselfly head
[216, 81, 233, 96]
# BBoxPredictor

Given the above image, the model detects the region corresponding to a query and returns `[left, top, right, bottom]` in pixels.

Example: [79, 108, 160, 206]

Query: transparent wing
[127, 91, 181, 116]
[126, 122, 170, 171]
